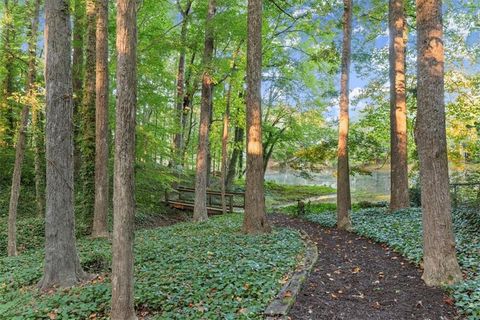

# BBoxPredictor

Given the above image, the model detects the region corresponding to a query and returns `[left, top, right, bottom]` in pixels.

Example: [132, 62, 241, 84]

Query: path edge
[264, 230, 318, 319]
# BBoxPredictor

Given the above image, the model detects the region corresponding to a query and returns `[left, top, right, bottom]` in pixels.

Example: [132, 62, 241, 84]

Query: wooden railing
[165, 186, 245, 214]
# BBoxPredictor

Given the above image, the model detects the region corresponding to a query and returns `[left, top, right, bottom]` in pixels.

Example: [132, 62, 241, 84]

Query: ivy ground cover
[296, 205, 480, 319]
[0, 214, 304, 319]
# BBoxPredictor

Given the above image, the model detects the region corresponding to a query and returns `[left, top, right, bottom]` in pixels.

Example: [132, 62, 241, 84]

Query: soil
[270, 214, 462, 320]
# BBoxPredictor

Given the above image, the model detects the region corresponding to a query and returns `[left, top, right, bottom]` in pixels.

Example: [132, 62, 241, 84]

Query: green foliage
[0, 214, 304, 319]
[0, 149, 38, 217]
[300, 207, 480, 319]
[135, 162, 177, 216]
[0, 216, 44, 257]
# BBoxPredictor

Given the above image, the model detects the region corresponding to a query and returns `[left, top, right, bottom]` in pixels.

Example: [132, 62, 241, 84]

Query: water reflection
[265, 169, 390, 198]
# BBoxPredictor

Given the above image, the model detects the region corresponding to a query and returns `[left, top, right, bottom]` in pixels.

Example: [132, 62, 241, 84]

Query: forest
[0, 0, 479, 319]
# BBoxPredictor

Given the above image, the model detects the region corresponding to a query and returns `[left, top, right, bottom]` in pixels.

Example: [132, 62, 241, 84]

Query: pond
[265, 168, 391, 201]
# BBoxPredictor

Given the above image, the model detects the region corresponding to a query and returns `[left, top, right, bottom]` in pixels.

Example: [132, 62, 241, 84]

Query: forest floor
[270, 214, 461, 320]
[0, 214, 306, 319]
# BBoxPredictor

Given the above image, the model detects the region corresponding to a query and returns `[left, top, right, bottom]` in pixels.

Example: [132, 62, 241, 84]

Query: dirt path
[270, 214, 461, 320]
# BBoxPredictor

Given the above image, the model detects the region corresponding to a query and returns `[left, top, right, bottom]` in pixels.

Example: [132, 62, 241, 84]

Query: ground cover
[0, 214, 304, 319]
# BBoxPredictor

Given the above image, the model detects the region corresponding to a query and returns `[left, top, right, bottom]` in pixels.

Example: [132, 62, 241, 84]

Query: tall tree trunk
[39, 0, 89, 290]
[221, 81, 233, 214]
[80, 0, 96, 231]
[336, 0, 353, 231]
[238, 142, 244, 178]
[32, 107, 45, 216]
[173, 0, 192, 165]
[415, 0, 462, 286]
[92, 0, 109, 238]
[226, 126, 243, 189]
[7, 0, 41, 257]
[181, 51, 197, 164]
[206, 88, 214, 187]
[1, 0, 15, 146]
[72, 0, 85, 176]
[389, 0, 409, 211]
[111, 0, 137, 317]
[193, 0, 215, 222]
[243, 0, 270, 234]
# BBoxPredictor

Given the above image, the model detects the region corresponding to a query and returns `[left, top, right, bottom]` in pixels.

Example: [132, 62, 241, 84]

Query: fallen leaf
[444, 297, 454, 305]
[352, 266, 361, 273]
[238, 307, 248, 314]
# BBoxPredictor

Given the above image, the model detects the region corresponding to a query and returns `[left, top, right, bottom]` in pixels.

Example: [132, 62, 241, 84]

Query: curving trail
[270, 214, 461, 320]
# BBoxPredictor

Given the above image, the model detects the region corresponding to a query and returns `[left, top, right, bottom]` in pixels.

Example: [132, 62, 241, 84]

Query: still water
[265, 168, 390, 199]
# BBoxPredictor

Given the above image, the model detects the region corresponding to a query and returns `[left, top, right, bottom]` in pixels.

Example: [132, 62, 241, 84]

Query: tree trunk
[389, 0, 409, 211]
[92, 0, 109, 238]
[39, 0, 89, 290]
[415, 0, 462, 287]
[7, 105, 28, 257]
[221, 81, 233, 214]
[80, 0, 97, 232]
[1, 0, 15, 146]
[243, 0, 271, 234]
[206, 88, 214, 187]
[193, 0, 215, 222]
[72, 0, 85, 176]
[7, 0, 41, 257]
[111, 0, 137, 318]
[32, 108, 45, 216]
[238, 142, 244, 178]
[173, 0, 192, 165]
[336, 0, 353, 231]
[180, 51, 197, 164]
[226, 126, 243, 189]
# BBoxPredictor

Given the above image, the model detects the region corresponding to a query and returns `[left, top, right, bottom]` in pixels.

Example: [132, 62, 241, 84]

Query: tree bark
[111, 0, 137, 318]
[72, 0, 85, 176]
[39, 0, 89, 290]
[415, 0, 462, 286]
[92, 0, 109, 238]
[1, 0, 16, 146]
[389, 0, 409, 211]
[80, 0, 97, 231]
[32, 108, 45, 216]
[7, 0, 41, 257]
[193, 0, 215, 222]
[336, 0, 353, 230]
[180, 51, 197, 163]
[221, 80, 233, 214]
[243, 0, 271, 234]
[173, 0, 192, 165]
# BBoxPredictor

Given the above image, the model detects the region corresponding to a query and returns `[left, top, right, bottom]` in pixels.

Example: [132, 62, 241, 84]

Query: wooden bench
[166, 187, 245, 214]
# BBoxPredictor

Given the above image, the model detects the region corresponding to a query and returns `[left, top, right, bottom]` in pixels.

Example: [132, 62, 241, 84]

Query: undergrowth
[0, 214, 304, 319]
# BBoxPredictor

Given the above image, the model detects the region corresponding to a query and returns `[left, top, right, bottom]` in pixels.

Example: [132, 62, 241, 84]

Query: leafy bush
[301, 207, 480, 319]
[0, 214, 304, 319]
[0, 216, 45, 257]
[409, 186, 422, 207]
